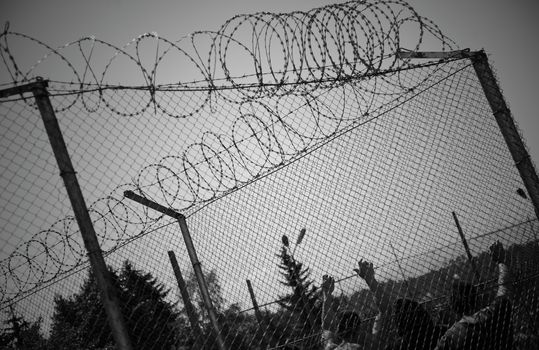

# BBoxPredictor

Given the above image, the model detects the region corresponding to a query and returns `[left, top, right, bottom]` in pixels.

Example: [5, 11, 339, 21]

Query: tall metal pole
[397, 50, 539, 219]
[124, 191, 227, 350]
[246, 279, 275, 348]
[176, 215, 227, 350]
[452, 212, 480, 281]
[471, 51, 539, 220]
[168, 251, 203, 343]
[14, 79, 133, 349]
[246, 279, 263, 325]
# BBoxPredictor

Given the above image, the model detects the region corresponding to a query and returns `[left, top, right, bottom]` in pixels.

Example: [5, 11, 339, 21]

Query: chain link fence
[1, 1, 538, 349]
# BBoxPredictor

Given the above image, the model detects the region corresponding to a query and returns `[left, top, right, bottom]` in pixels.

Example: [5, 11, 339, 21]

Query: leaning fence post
[0, 79, 134, 350]
[397, 50, 539, 219]
[124, 191, 227, 350]
[452, 211, 480, 281]
[471, 50, 539, 220]
[246, 279, 263, 325]
[168, 251, 203, 344]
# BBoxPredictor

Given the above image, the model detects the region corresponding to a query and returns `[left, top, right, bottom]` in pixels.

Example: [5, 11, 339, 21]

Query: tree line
[2, 236, 539, 349]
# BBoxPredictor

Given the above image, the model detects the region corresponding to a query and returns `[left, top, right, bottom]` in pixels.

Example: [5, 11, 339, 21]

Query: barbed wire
[0, 0, 456, 111]
[0, 59, 471, 306]
[0, 0, 461, 305]
[2, 3, 539, 350]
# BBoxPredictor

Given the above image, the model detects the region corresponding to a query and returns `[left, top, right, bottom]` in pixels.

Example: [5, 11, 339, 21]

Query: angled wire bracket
[397, 48, 472, 60]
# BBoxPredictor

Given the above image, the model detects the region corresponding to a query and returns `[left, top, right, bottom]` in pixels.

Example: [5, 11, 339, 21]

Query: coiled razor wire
[1, 0, 456, 113]
[0, 0, 461, 306]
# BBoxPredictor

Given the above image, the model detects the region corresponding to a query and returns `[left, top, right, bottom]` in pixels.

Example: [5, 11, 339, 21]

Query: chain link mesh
[1, 1, 538, 349]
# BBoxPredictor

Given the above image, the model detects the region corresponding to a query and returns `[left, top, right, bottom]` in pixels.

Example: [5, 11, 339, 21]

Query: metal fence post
[397, 50, 539, 219]
[176, 215, 227, 350]
[246, 279, 263, 324]
[0, 79, 134, 349]
[168, 250, 204, 345]
[452, 211, 481, 281]
[471, 51, 539, 220]
[124, 191, 228, 350]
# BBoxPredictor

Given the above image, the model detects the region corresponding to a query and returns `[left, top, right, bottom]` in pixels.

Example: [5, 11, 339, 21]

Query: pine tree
[276, 241, 320, 338]
[120, 261, 180, 349]
[49, 261, 184, 350]
[49, 268, 120, 349]
[0, 306, 46, 350]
